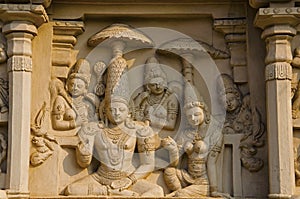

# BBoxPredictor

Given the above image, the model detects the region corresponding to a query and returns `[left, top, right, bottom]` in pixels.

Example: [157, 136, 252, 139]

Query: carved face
[106, 101, 129, 124]
[67, 78, 87, 97]
[147, 77, 165, 95]
[185, 106, 204, 127]
[225, 92, 240, 112]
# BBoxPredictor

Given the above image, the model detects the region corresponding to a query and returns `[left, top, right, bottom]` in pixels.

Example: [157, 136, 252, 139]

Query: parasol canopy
[87, 23, 153, 48]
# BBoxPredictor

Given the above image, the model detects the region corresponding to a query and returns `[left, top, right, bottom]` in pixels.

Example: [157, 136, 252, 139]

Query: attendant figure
[134, 57, 178, 131]
[51, 59, 98, 131]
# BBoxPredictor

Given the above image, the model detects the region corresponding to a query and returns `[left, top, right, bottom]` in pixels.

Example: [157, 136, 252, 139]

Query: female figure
[51, 59, 98, 131]
[163, 85, 211, 197]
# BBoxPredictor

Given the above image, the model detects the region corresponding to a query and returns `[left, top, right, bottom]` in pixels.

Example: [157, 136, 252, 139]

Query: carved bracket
[214, 18, 248, 84]
[51, 21, 84, 79]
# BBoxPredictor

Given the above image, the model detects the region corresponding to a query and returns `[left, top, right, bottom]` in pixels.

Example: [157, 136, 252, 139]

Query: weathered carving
[292, 47, 300, 68]
[0, 133, 7, 173]
[219, 74, 265, 172]
[7, 56, 32, 72]
[134, 56, 179, 131]
[197, 40, 230, 60]
[265, 62, 292, 81]
[50, 59, 99, 131]
[291, 51, 300, 120]
[93, 61, 106, 97]
[65, 56, 164, 197]
[31, 102, 57, 166]
[0, 78, 8, 116]
[294, 146, 300, 186]
[158, 38, 229, 60]
[0, 43, 7, 64]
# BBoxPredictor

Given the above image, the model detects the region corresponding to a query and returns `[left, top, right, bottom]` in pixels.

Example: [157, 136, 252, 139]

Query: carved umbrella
[87, 23, 153, 104]
[158, 38, 229, 84]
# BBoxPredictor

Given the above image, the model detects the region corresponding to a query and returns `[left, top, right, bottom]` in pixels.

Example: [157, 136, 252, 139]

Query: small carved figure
[51, 59, 99, 131]
[292, 47, 300, 68]
[30, 136, 55, 166]
[0, 44, 7, 64]
[218, 74, 264, 172]
[65, 56, 163, 197]
[93, 61, 106, 97]
[31, 102, 57, 166]
[134, 56, 178, 131]
[0, 78, 8, 115]
[219, 74, 243, 134]
[0, 133, 7, 172]
[292, 73, 300, 119]
[294, 146, 300, 186]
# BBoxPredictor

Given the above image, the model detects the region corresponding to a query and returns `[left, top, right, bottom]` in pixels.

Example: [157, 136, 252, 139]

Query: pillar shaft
[2, 21, 37, 198]
[255, 11, 300, 198]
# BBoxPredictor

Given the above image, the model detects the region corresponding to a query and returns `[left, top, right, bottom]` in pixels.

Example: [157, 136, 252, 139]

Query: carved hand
[77, 141, 92, 157]
[161, 136, 177, 151]
[110, 177, 132, 191]
[183, 142, 193, 154]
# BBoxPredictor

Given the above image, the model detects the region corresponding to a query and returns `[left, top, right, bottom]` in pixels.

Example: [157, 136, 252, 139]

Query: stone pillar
[0, 4, 48, 199]
[255, 8, 300, 198]
[214, 18, 248, 83]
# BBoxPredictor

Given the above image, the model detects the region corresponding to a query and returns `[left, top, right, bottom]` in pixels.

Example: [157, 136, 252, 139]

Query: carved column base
[6, 190, 29, 199]
[268, 193, 292, 199]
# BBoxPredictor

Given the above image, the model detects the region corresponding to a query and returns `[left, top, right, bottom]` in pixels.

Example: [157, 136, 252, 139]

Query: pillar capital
[254, 7, 300, 30]
[2, 21, 37, 36]
[0, 4, 48, 27]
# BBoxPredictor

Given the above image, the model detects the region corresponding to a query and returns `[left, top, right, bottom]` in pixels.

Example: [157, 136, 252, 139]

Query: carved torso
[94, 124, 137, 173]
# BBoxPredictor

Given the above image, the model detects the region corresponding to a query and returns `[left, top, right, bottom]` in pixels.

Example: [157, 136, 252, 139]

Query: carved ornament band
[265, 62, 292, 81]
[8, 56, 32, 72]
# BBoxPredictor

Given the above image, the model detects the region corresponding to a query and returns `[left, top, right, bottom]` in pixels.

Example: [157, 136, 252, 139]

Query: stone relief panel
[28, 20, 266, 198]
